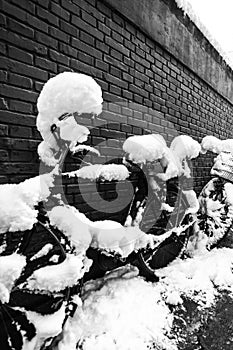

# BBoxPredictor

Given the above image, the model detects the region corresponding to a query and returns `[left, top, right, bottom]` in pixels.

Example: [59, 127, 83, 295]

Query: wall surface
[1, 0, 233, 220]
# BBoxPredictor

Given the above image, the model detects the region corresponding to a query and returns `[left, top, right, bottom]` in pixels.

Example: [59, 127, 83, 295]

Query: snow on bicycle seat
[123, 134, 168, 164]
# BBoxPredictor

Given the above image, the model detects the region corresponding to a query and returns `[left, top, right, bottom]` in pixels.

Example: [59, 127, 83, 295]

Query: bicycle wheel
[198, 177, 233, 249]
[138, 182, 192, 274]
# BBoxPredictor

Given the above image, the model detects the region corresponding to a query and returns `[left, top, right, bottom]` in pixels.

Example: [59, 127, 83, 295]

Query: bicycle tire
[138, 182, 192, 274]
[197, 177, 233, 249]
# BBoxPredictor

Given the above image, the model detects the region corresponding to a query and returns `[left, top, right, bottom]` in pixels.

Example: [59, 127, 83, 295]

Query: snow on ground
[58, 246, 233, 350]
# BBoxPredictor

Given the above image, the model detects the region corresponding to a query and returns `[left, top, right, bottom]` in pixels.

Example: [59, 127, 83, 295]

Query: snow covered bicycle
[187, 136, 233, 252]
[70, 134, 201, 281]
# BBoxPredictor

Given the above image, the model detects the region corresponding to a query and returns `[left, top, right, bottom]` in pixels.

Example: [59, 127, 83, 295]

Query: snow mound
[123, 134, 168, 164]
[48, 205, 92, 252]
[157, 247, 233, 307]
[170, 135, 201, 177]
[0, 254, 26, 303]
[170, 135, 201, 160]
[0, 171, 55, 233]
[37, 72, 103, 142]
[26, 254, 91, 293]
[66, 164, 129, 182]
[59, 265, 176, 350]
[201, 136, 233, 154]
[89, 223, 154, 258]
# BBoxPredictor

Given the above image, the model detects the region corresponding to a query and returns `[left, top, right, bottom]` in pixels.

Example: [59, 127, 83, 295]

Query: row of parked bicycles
[1, 72, 233, 350]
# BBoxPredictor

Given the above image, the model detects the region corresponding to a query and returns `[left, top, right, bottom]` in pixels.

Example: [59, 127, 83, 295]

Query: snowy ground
[56, 238, 233, 350]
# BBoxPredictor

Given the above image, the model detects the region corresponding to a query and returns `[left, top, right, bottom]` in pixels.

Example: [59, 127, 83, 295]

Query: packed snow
[0, 170, 55, 233]
[36, 72, 103, 142]
[57, 246, 233, 350]
[0, 253, 26, 303]
[66, 164, 129, 182]
[123, 134, 168, 164]
[26, 254, 91, 293]
[201, 135, 233, 154]
[58, 265, 176, 350]
[36, 72, 103, 166]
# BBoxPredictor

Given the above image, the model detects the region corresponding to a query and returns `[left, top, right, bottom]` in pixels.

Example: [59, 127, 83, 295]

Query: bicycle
[187, 136, 233, 252]
[70, 133, 201, 282]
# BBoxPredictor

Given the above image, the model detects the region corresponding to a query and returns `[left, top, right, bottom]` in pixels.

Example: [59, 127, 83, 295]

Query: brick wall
[1, 0, 233, 220]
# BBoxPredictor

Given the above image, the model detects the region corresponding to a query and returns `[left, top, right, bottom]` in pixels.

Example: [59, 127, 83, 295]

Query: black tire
[138, 182, 192, 274]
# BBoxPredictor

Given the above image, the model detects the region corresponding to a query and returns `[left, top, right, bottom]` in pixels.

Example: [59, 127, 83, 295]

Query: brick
[10, 125, 32, 138]
[78, 52, 94, 65]
[0, 97, 8, 109]
[1, 57, 48, 81]
[11, 0, 35, 14]
[0, 84, 37, 103]
[0, 1, 27, 22]
[8, 46, 33, 65]
[61, 0, 80, 15]
[8, 18, 34, 38]
[71, 38, 102, 60]
[81, 10, 97, 26]
[105, 37, 130, 57]
[26, 13, 49, 33]
[0, 162, 39, 174]
[103, 73, 128, 89]
[1, 29, 48, 55]
[8, 73, 33, 89]
[11, 150, 34, 162]
[0, 111, 36, 126]
[9, 100, 33, 113]
[35, 57, 57, 73]
[71, 16, 104, 41]
[80, 31, 95, 46]
[128, 117, 147, 129]
[49, 49, 69, 66]
[95, 59, 109, 72]
[50, 27, 69, 43]
[0, 150, 9, 161]
[37, 6, 59, 27]
[51, 2, 70, 21]
[0, 124, 8, 136]
[0, 70, 7, 83]
[35, 32, 58, 50]
[31, 0, 50, 8]
[110, 49, 122, 61]
[110, 66, 121, 79]
[70, 60, 102, 79]
[98, 22, 111, 36]
[60, 19, 78, 36]
[0, 13, 7, 27]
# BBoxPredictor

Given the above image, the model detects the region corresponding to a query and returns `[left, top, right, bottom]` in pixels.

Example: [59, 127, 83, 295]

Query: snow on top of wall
[174, 0, 232, 68]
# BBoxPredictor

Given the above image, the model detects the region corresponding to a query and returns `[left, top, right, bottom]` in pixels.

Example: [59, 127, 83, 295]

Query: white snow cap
[36, 72, 103, 141]
[202, 136, 233, 154]
[123, 134, 168, 164]
[170, 135, 201, 160]
[66, 164, 129, 182]
[0, 171, 55, 234]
